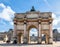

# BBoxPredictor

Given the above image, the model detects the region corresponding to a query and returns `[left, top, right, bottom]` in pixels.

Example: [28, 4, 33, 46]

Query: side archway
[17, 33, 23, 44]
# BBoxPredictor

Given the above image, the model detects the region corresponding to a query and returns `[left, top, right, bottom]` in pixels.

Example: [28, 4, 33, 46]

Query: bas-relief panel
[27, 22, 38, 25]
[41, 13, 49, 18]
[17, 30, 23, 34]
[17, 22, 24, 25]
[41, 24, 49, 30]
[16, 14, 24, 18]
[41, 22, 49, 30]
[27, 14, 38, 18]
[17, 25, 24, 30]
[41, 22, 49, 24]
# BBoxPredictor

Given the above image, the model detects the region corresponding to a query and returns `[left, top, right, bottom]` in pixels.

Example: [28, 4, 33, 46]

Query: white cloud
[52, 13, 57, 26]
[0, 3, 6, 8]
[55, 11, 60, 15]
[56, 28, 60, 33]
[52, 13, 60, 33]
[9, 21, 14, 25]
[52, 13, 56, 18]
[0, 3, 15, 25]
[52, 13, 60, 27]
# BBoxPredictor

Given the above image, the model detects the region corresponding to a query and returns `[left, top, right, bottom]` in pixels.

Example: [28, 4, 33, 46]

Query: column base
[23, 37, 28, 44]
[38, 37, 41, 44]
[13, 37, 17, 44]
[23, 40, 28, 44]
[37, 42, 42, 44]
[48, 43, 53, 44]
[23, 42, 28, 44]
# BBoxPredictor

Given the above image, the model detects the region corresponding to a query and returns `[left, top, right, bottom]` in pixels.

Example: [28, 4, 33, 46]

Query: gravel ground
[0, 41, 60, 47]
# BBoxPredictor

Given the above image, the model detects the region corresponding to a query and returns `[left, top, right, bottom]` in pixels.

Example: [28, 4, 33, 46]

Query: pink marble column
[23, 21, 27, 44]
[49, 23, 53, 44]
[13, 20, 17, 41]
[38, 21, 41, 44]
[13, 24, 17, 37]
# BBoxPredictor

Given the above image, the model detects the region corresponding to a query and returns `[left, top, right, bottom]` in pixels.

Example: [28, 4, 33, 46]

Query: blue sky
[0, 0, 60, 34]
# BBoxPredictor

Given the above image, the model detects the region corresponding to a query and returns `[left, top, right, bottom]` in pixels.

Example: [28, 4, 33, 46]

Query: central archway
[27, 25, 38, 44]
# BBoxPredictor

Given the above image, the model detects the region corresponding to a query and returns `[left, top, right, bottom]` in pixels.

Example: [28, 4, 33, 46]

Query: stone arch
[27, 25, 39, 43]
[27, 25, 38, 31]
[41, 32, 50, 44]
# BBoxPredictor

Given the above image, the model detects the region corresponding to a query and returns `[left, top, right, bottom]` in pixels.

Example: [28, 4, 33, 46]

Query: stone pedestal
[38, 37, 41, 44]
[23, 37, 28, 44]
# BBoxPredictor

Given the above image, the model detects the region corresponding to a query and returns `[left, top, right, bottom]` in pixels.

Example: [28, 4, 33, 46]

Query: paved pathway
[0, 41, 60, 47]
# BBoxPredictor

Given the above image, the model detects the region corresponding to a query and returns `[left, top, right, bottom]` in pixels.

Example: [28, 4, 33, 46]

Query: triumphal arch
[13, 7, 53, 44]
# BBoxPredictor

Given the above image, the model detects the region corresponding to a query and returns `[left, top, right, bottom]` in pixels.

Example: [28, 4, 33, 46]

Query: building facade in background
[0, 29, 13, 42]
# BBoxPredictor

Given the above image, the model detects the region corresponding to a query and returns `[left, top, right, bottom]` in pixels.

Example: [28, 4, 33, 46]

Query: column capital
[24, 15, 27, 21]
[38, 20, 41, 24]
[49, 20, 52, 24]
[14, 23, 17, 25]
[14, 20, 17, 25]
[49, 22, 52, 24]
[24, 21, 27, 24]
